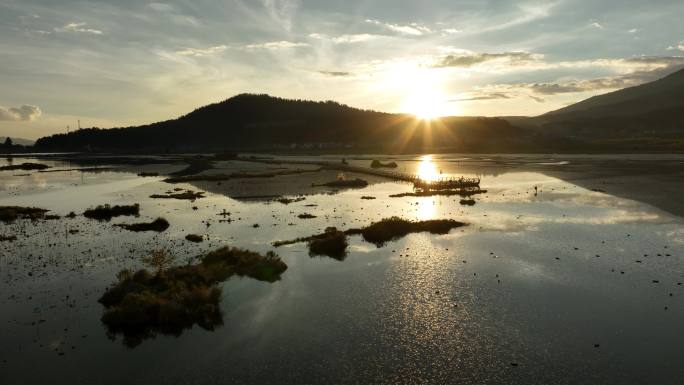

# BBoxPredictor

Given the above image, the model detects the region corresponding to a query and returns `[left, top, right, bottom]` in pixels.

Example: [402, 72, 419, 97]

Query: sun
[400, 85, 454, 120]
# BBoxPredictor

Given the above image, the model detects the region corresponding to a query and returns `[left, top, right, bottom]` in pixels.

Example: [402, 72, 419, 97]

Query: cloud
[506, 60, 684, 95]
[450, 92, 512, 102]
[667, 41, 684, 51]
[244, 41, 308, 49]
[318, 71, 352, 77]
[176, 45, 227, 57]
[628, 28, 639, 34]
[56, 22, 103, 34]
[262, 0, 300, 31]
[590, 22, 604, 30]
[148, 2, 175, 12]
[365, 19, 432, 36]
[0, 105, 42, 122]
[433, 51, 542, 68]
[309, 33, 378, 44]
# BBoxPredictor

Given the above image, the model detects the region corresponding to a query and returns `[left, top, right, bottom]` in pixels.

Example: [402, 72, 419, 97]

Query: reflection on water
[416, 155, 440, 181]
[1, 154, 683, 385]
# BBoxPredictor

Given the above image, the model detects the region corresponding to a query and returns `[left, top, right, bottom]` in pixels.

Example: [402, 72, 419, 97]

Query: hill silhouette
[524, 67, 684, 151]
[35, 94, 525, 153]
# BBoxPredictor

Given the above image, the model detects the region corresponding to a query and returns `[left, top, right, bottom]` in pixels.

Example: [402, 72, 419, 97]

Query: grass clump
[351, 217, 465, 246]
[370, 160, 398, 168]
[390, 188, 487, 198]
[150, 190, 205, 201]
[115, 217, 170, 232]
[185, 234, 203, 243]
[276, 196, 306, 205]
[274, 217, 466, 255]
[308, 227, 348, 260]
[0, 162, 50, 171]
[83, 204, 140, 221]
[99, 247, 287, 347]
[298, 213, 317, 219]
[0, 206, 49, 223]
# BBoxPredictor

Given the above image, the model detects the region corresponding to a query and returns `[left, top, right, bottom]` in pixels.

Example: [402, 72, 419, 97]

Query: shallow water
[1, 154, 683, 385]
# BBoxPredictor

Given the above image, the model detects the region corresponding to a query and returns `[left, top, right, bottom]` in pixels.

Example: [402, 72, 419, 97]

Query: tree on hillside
[3, 137, 12, 147]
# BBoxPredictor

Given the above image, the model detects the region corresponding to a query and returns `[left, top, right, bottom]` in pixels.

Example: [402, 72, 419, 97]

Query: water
[1, 154, 682, 384]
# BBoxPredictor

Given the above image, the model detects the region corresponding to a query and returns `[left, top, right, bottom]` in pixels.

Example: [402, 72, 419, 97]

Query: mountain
[525, 67, 684, 150]
[1, 137, 35, 146]
[34, 94, 525, 153]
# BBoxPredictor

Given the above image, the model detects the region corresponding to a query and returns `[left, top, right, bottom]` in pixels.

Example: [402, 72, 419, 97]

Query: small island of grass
[99, 247, 287, 347]
[370, 160, 398, 168]
[115, 217, 170, 232]
[83, 204, 140, 221]
[0, 206, 50, 223]
[274, 216, 466, 257]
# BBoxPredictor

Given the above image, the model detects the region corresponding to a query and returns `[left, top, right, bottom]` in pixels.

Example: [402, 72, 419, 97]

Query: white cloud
[176, 45, 227, 57]
[148, 2, 175, 12]
[628, 28, 639, 34]
[0, 105, 42, 122]
[590, 22, 604, 29]
[442, 28, 462, 34]
[433, 51, 543, 68]
[309, 33, 378, 44]
[244, 41, 308, 49]
[365, 19, 432, 36]
[666, 41, 684, 51]
[56, 22, 103, 35]
[261, 0, 300, 31]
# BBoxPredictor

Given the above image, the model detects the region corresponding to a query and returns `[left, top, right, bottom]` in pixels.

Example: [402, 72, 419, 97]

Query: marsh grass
[0, 162, 50, 171]
[99, 246, 287, 347]
[150, 191, 205, 201]
[274, 217, 466, 254]
[370, 160, 398, 168]
[350, 217, 465, 246]
[83, 204, 140, 221]
[115, 217, 170, 232]
[0, 206, 49, 223]
[185, 234, 204, 243]
[390, 188, 487, 198]
[308, 227, 348, 260]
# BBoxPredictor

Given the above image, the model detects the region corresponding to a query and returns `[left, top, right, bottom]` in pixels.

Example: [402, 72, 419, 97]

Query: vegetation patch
[298, 213, 317, 219]
[83, 204, 140, 221]
[274, 217, 466, 253]
[185, 234, 203, 243]
[390, 188, 487, 198]
[460, 198, 476, 206]
[0, 162, 50, 171]
[315, 178, 368, 188]
[115, 217, 170, 232]
[0, 206, 49, 223]
[137, 172, 159, 177]
[150, 190, 205, 201]
[99, 247, 287, 347]
[350, 217, 465, 246]
[308, 227, 348, 260]
[361, 196, 376, 200]
[276, 196, 306, 204]
[0, 235, 17, 242]
[370, 160, 398, 168]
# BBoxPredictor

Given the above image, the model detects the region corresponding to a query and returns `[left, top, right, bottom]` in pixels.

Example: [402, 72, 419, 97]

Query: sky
[1, 0, 684, 139]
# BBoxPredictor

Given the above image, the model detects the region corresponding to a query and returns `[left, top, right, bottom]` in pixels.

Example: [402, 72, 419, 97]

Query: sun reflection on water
[415, 197, 437, 220]
[417, 155, 439, 182]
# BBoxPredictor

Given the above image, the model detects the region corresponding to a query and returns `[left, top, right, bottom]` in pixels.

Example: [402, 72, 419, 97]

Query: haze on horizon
[1, 0, 684, 139]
